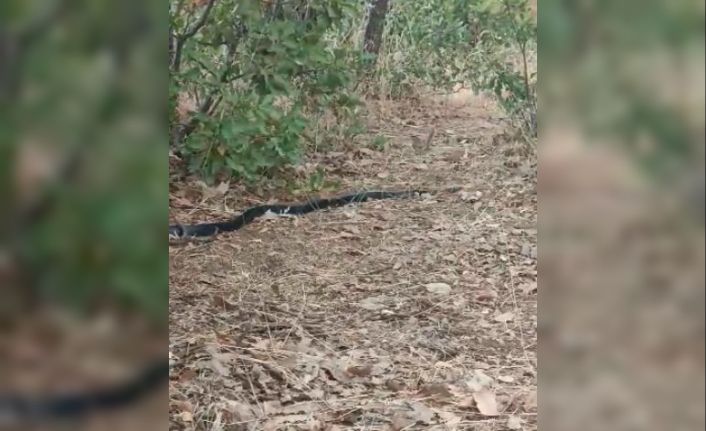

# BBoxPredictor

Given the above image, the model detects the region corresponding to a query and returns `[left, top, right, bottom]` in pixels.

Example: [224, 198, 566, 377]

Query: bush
[375, 0, 537, 134]
[169, 0, 538, 182]
[170, 0, 362, 182]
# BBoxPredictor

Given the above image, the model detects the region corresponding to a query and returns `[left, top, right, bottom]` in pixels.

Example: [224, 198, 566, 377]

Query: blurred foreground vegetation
[1, 1, 167, 323]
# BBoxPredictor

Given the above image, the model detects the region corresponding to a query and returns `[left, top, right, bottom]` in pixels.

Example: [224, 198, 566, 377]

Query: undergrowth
[170, 0, 537, 184]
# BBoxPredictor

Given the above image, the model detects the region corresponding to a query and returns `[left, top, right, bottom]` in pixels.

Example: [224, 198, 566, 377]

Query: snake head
[168, 224, 185, 241]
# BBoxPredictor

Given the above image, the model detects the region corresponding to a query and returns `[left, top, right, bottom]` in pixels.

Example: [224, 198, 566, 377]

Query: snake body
[169, 189, 430, 240]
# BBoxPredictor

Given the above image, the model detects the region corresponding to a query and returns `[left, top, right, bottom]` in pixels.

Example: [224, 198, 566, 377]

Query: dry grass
[169, 92, 537, 430]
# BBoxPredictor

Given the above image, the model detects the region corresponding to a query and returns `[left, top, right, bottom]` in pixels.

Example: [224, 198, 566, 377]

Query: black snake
[169, 189, 441, 240]
[2, 188, 451, 425]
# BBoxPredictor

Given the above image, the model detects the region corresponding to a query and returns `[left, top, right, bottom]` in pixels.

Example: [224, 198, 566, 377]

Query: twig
[171, 0, 218, 73]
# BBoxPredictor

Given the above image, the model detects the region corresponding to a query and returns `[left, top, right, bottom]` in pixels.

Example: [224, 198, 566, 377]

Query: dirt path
[169, 93, 537, 430]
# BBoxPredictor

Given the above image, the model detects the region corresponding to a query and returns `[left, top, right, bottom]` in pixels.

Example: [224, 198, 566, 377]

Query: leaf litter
[170, 94, 536, 430]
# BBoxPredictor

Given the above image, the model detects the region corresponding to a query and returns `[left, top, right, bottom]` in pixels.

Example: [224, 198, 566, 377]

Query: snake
[169, 189, 446, 240]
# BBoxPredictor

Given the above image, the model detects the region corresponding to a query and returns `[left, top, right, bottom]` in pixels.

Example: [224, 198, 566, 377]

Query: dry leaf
[408, 401, 435, 423]
[205, 345, 231, 377]
[359, 295, 387, 311]
[494, 311, 515, 323]
[523, 390, 537, 411]
[520, 282, 537, 295]
[390, 414, 415, 431]
[473, 389, 499, 416]
[263, 414, 309, 430]
[466, 370, 494, 392]
[201, 180, 229, 199]
[426, 282, 451, 295]
[177, 411, 194, 422]
[507, 415, 523, 429]
[320, 360, 350, 382]
[212, 295, 237, 311]
[346, 364, 372, 378]
[460, 190, 483, 202]
[437, 410, 462, 427]
[475, 290, 498, 302]
[225, 401, 257, 421]
[386, 379, 405, 392]
[420, 383, 453, 400]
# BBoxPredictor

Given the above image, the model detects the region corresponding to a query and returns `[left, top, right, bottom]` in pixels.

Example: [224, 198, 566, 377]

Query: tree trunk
[363, 0, 390, 59]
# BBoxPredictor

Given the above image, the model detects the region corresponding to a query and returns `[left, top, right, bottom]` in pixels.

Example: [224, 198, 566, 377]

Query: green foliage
[468, 0, 536, 132]
[171, 0, 538, 181]
[2, 2, 167, 323]
[375, 0, 537, 133]
[371, 135, 388, 150]
[170, 0, 362, 182]
[541, 0, 704, 180]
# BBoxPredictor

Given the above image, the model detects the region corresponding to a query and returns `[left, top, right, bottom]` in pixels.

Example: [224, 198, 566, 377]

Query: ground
[169, 91, 537, 430]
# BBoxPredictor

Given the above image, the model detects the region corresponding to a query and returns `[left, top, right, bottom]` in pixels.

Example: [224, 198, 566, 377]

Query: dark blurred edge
[539, 1, 704, 430]
[1, 0, 167, 428]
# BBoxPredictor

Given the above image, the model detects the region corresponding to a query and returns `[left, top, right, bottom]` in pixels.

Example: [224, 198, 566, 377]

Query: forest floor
[169, 91, 537, 431]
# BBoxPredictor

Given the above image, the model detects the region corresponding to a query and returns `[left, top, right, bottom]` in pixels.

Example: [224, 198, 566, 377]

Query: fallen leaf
[466, 370, 494, 392]
[359, 295, 387, 311]
[212, 295, 237, 311]
[346, 365, 372, 378]
[172, 400, 193, 413]
[320, 360, 350, 382]
[473, 389, 499, 416]
[390, 414, 415, 431]
[178, 411, 193, 422]
[201, 180, 229, 199]
[225, 401, 257, 421]
[262, 414, 309, 430]
[520, 243, 532, 257]
[475, 290, 498, 302]
[520, 282, 537, 295]
[343, 225, 361, 235]
[386, 379, 405, 392]
[523, 390, 537, 411]
[426, 282, 452, 295]
[178, 368, 197, 382]
[507, 415, 523, 429]
[494, 311, 515, 323]
[408, 401, 435, 423]
[437, 410, 462, 427]
[205, 345, 231, 377]
[452, 390, 473, 407]
[420, 383, 453, 400]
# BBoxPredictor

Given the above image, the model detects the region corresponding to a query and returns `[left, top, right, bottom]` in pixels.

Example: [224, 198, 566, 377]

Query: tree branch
[171, 0, 218, 73]
[181, 0, 218, 41]
[171, 33, 245, 149]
